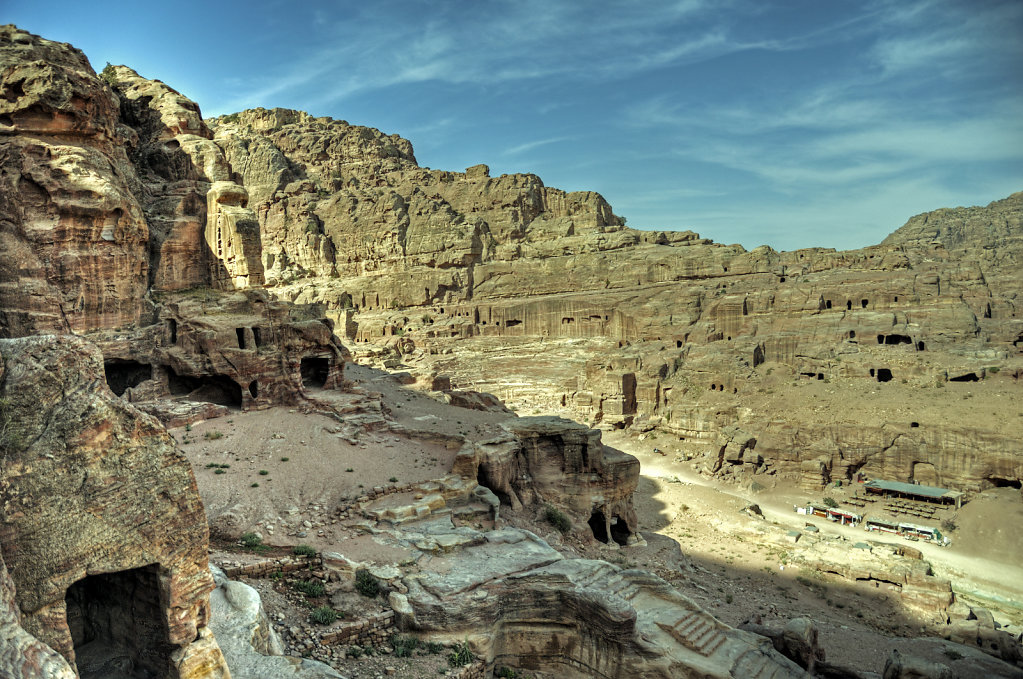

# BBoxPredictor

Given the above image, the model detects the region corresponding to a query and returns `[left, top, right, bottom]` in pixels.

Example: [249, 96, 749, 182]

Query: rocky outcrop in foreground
[0, 335, 229, 677]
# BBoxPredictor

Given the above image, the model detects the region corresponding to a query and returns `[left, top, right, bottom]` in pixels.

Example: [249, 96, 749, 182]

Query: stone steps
[660, 610, 728, 656]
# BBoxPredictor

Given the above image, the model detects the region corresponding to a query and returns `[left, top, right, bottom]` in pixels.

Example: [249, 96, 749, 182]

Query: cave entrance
[65, 565, 173, 679]
[588, 509, 630, 546]
[949, 372, 979, 382]
[300, 356, 330, 388]
[103, 360, 152, 397]
[166, 368, 242, 409]
[876, 368, 893, 383]
[476, 465, 511, 505]
[990, 477, 1022, 489]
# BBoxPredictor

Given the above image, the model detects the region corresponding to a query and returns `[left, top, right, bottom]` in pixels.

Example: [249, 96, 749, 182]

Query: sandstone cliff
[201, 102, 1022, 493]
[0, 335, 229, 677]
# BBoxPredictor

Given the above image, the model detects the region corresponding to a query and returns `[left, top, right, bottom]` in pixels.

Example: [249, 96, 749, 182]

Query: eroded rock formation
[0, 25, 343, 419]
[458, 417, 640, 545]
[204, 102, 1021, 492]
[0, 335, 229, 678]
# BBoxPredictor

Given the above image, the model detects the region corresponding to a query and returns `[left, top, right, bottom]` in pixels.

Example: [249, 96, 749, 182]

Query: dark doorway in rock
[104, 360, 152, 397]
[300, 357, 330, 388]
[622, 373, 638, 415]
[876, 368, 893, 383]
[252, 327, 263, 347]
[990, 477, 1022, 489]
[476, 465, 511, 505]
[236, 327, 246, 349]
[65, 565, 173, 679]
[589, 510, 609, 543]
[609, 516, 631, 546]
[916, 341, 925, 351]
[846, 300, 852, 310]
[167, 318, 177, 345]
[949, 372, 978, 382]
[166, 368, 242, 408]
[248, 381, 258, 399]
[883, 334, 912, 345]
[861, 299, 869, 308]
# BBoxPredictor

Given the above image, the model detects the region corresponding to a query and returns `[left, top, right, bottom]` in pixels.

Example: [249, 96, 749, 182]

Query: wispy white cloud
[503, 137, 574, 156]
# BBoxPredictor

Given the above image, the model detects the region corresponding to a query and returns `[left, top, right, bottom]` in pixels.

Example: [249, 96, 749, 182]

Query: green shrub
[391, 634, 420, 657]
[355, 569, 380, 598]
[988, 366, 1000, 374]
[823, 496, 839, 508]
[204, 431, 224, 440]
[448, 640, 474, 667]
[389, 476, 398, 483]
[543, 505, 572, 533]
[425, 641, 444, 654]
[348, 645, 364, 658]
[310, 606, 338, 624]
[220, 112, 241, 124]
[281, 457, 290, 462]
[240, 533, 262, 548]
[214, 469, 227, 474]
[292, 544, 317, 557]
[293, 580, 325, 597]
[259, 470, 269, 475]
[250, 483, 259, 488]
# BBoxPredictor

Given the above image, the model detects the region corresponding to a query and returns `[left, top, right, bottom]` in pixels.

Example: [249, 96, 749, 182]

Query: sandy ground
[602, 428, 1023, 672]
[172, 359, 1023, 677]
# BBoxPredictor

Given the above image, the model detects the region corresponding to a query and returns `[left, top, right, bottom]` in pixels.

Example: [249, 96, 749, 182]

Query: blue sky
[7, 0, 1022, 250]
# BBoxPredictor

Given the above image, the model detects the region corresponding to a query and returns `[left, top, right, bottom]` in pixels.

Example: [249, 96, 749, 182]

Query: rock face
[90, 288, 346, 420]
[0, 25, 343, 417]
[0, 550, 76, 679]
[208, 102, 1022, 491]
[459, 417, 640, 543]
[0, 25, 149, 335]
[0, 335, 229, 678]
[399, 526, 805, 679]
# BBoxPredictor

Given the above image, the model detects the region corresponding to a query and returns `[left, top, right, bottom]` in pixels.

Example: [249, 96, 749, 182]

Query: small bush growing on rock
[391, 634, 420, 657]
[220, 113, 241, 124]
[355, 569, 380, 598]
[310, 606, 338, 624]
[543, 505, 572, 533]
[293, 580, 326, 597]
[823, 497, 839, 508]
[259, 470, 269, 475]
[348, 645, 364, 658]
[204, 431, 224, 440]
[240, 533, 262, 548]
[425, 641, 444, 654]
[389, 476, 398, 483]
[448, 640, 475, 667]
[293, 544, 317, 557]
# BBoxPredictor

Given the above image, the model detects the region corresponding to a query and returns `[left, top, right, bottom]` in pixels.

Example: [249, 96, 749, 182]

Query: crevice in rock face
[103, 359, 152, 396]
[65, 565, 173, 679]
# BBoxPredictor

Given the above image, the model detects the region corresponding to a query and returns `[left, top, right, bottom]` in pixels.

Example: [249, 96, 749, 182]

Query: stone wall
[319, 611, 396, 647]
